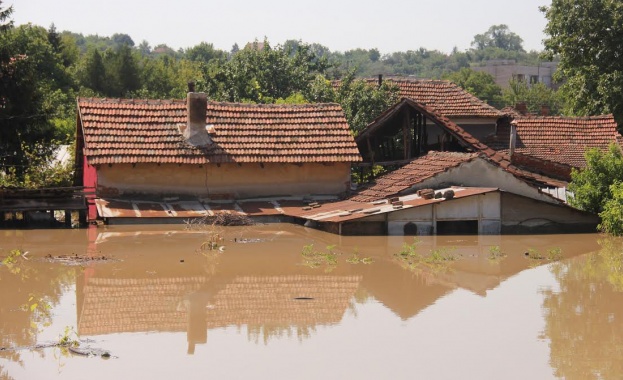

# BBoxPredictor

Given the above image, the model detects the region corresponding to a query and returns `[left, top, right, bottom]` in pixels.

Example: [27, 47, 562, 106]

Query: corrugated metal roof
[94, 188, 498, 222]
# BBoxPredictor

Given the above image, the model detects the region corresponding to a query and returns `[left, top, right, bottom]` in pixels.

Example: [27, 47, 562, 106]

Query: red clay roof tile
[78, 98, 362, 165]
[362, 77, 502, 118]
[486, 115, 621, 168]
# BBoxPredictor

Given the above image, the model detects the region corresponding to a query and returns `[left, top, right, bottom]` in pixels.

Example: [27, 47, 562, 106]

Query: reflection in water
[1, 225, 619, 379]
[0, 231, 82, 377]
[542, 238, 623, 380]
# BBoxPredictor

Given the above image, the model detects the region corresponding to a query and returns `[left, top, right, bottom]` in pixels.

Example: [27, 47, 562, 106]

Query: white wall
[401, 158, 558, 204]
[386, 192, 501, 236]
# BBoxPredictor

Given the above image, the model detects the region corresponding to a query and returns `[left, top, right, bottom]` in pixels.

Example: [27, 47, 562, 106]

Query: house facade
[290, 151, 598, 236]
[369, 76, 503, 140]
[76, 92, 361, 222]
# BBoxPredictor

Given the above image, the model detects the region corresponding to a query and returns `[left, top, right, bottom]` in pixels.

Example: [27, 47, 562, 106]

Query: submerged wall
[96, 162, 351, 199]
[501, 192, 599, 234]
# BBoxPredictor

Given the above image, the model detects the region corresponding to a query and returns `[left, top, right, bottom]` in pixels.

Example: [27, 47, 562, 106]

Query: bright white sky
[9, 0, 552, 54]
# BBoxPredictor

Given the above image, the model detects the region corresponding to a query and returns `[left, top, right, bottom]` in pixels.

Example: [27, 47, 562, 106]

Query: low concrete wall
[96, 162, 351, 199]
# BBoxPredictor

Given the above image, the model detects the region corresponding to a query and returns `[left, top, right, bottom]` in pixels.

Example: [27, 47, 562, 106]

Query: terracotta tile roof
[364, 77, 502, 118]
[351, 152, 480, 202]
[350, 150, 565, 203]
[77, 98, 362, 165]
[355, 99, 564, 197]
[486, 115, 622, 168]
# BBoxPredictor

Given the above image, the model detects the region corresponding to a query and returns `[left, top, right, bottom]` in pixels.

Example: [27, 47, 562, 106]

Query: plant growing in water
[345, 248, 373, 264]
[301, 244, 340, 271]
[525, 247, 563, 261]
[488, 245, 507, 261]
[395, 239, 459, 273]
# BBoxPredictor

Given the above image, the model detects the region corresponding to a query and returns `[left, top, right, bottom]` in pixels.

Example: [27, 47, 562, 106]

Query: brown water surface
[1, 225, 622, 379]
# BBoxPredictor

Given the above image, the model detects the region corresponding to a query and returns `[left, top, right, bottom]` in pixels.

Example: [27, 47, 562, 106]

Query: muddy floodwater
[1, 224, 622, 379]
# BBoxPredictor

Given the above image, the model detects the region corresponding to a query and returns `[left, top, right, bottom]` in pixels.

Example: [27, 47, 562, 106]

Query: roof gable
[351, 150, 566, 203]
[371, 77, 502, 118]
[78, 98, 362, 165]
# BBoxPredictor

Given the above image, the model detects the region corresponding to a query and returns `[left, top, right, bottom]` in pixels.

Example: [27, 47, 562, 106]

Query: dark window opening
[403, 222, 418, 236]
[436, 220, 479, 235]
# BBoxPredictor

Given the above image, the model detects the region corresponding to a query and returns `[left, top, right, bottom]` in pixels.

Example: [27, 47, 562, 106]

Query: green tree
[205, 39, 329, 103]
[443, 68, 503, 107]
[184, 42, 226, 63]
[502, 79, 563, 114]
[0, 24, 75, 179]
[471, 24, 525, 52]
[77, 47, 106, 94]
[335, 71, 400, 134]
[0, 0, 12, 33]
[568, 143, 623, 215]
[599, 182, 623, 235]
[541, 0, 623, 124]
[111, 33, 134, 47]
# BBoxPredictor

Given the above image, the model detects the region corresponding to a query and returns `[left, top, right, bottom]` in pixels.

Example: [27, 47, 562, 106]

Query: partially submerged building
[485, 114, 623, 181]
[76, 92, 361, 222]
[361, 76, 503, 140]
[289, 151, 598, 235]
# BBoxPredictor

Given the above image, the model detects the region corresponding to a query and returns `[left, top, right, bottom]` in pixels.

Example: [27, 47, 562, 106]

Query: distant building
[472, 60, 559, 89]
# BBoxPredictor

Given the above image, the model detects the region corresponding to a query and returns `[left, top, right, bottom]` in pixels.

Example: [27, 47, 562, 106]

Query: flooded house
[484, 113, 622, 182]
[292, 151, 598, 235]
[75, 90, 361, 223]
[359, 76, 503, 140]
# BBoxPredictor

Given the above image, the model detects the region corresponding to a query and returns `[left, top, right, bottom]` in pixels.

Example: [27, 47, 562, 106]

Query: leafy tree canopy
[568, 143, 623, 215]
[443, 68, 503, 107]
[471, 24, 525, 52]
[502, 79, 563, 114]
[542, 0, 623, 124]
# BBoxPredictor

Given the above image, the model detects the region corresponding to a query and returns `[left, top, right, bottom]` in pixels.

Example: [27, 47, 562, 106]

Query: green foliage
[488, 245, 507, 261]
[525, 247, 563, 261]
[471, 24, 525, 52]
[336, 71, 399, 134]
[568, 143, 623, 214]
[58, 326, 79, 348]
[205, 39, 330, 104]
[351, 164, 386, 184]
[541, 0, 623, 124]
[598, 182, 623, 235]
[345, 248, 373, 264]
[184, 42, 226, 63]
[301, 244, 340, 271]
[0, 0, 12, 33]
[444, 68, 503, 107]
[0, 23, 76, 179]
[502, 79, 563, 114]
[395, 239, 459, 273]
[0, 141, 74, 188]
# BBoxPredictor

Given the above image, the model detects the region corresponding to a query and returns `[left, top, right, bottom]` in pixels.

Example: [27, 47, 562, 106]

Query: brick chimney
[184, 82, 212, 147]
[515, 102, 528, 115]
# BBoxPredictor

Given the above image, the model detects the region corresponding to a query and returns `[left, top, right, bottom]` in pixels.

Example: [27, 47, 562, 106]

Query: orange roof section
[78, 98, 362, 165]
[361, 77, 503, 118]
[351, 152, 480, 202]
[486, 115, 622, 168]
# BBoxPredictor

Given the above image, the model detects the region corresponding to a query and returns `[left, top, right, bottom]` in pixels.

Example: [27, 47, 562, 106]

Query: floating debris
[43, 253, 117, 266]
